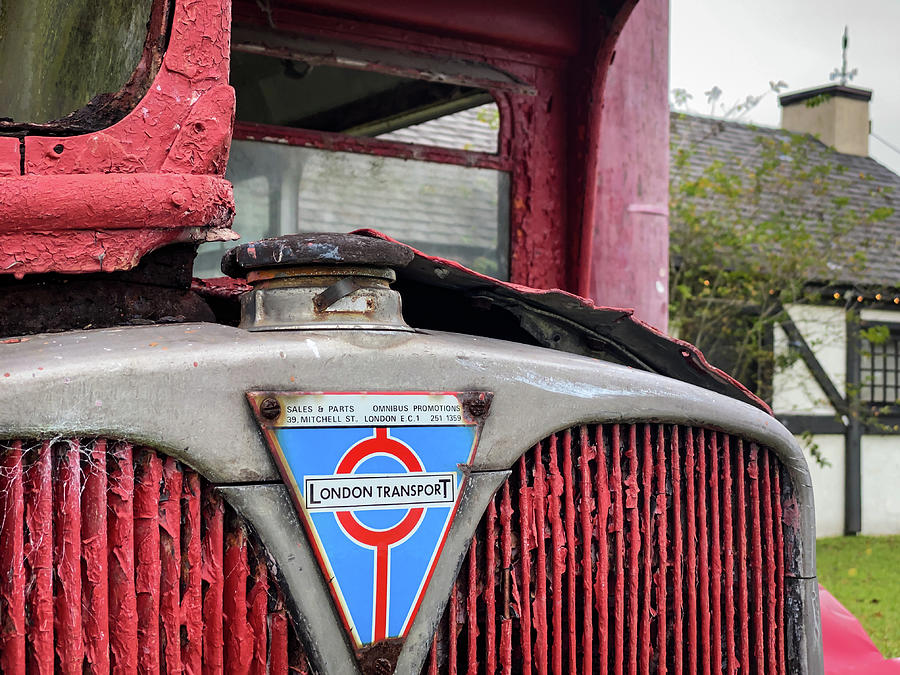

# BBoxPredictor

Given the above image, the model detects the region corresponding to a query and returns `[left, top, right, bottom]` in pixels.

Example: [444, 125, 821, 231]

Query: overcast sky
[669, 0, 900, 174]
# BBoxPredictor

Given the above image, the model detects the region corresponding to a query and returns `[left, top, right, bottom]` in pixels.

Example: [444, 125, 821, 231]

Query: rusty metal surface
[0, 245, 215, 335]
[238, 282, 411, 332]
[221, 233, 416, 277]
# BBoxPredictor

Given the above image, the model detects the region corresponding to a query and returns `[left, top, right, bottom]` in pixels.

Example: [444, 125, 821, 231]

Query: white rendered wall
[861, 436, 900, 534]
[802, 435, 846, 538]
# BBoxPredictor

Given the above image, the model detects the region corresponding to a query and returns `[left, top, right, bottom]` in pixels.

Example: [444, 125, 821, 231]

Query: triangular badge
[248, 391, 491, 649]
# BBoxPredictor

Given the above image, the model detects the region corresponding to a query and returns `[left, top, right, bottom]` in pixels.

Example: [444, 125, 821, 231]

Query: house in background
[671, 84, 900, 537]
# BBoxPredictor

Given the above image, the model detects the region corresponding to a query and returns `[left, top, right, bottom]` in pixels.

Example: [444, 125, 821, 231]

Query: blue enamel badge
[248, 392, 490, 648]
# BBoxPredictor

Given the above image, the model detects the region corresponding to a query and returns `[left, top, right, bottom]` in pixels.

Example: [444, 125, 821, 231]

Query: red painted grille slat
[425, 423, 793, 675]
[83, 438, 110, 672]
[182, 470, 204, 674]
[24, 441, 53, 674]
[55, 440, 84, 674]
[0, 440, 25, 674]
[108, 442, 138, 674]
[0, 439, 312, 673]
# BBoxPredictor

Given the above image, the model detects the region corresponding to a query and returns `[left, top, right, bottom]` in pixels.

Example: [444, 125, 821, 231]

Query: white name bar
[280, 394, 466, 427]
[304, 472, 457, 512]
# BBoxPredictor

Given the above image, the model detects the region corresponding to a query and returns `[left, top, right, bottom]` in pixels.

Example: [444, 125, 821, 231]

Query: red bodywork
[0, 0, 671, 330]
[0, 0, 237, 279]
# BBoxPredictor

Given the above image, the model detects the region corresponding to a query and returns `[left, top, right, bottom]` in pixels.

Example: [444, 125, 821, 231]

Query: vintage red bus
[0, 0, 821, 673]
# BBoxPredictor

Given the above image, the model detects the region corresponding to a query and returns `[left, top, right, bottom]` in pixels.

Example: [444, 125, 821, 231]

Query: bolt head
[260, 397, 281, 420]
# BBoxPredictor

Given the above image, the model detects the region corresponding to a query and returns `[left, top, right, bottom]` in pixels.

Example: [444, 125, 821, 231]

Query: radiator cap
[222, 233, 414, 332]
[221, 232, 414, 277]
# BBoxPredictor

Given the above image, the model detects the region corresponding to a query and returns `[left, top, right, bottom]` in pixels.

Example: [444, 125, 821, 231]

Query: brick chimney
[778, 84, 872, 156]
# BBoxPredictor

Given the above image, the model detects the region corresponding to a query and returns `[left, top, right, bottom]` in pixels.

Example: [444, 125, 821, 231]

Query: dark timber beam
[845, 312, 862, 535]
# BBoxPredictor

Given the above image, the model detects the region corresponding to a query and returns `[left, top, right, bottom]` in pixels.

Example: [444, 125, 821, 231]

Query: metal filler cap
[222, 233, 415, 332]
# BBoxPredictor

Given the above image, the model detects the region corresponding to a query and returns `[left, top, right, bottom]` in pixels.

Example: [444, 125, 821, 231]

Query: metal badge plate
[248, 391, 491, 649]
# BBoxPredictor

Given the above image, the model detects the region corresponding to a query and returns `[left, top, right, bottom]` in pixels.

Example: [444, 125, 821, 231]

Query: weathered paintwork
[590, 0, 670, 330]
[230, 0, 638, 297]
[0, 174, 235, 277]
[0, 0, 236, 278]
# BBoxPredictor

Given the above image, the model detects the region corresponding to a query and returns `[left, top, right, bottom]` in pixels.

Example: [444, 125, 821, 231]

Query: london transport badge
[248, 391, 491, 648]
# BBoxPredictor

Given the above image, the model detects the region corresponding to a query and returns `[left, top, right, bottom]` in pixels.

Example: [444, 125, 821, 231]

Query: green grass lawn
[817, 535, 900, 658]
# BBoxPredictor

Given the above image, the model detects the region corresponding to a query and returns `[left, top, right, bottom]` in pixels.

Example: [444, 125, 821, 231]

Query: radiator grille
[424, 424, 793, 675]
[0, 439, 313, 674]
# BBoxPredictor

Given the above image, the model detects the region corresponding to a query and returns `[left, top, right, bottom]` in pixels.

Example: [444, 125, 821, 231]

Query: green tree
[668, 95, 895, 404]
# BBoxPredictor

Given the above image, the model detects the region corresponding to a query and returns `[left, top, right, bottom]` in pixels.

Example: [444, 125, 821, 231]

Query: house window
[194, 37, 513, 279]
[860, 326, 900, 406]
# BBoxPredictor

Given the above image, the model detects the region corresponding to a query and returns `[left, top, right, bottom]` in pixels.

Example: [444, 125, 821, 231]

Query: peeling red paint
[561, 430, 577, 675]
[0, 174, 235, 277]
[546, 434, 564, 675]
[483, 499, 497, 675]
[517, 456, 533, 674]
[268, 602, 290, 675]
[2, 0, 235, 278]
[654, 425, 668, 675]
[761, 453, 780, 675]
[160, 457, 183, 672]
[594, 426, 610, 674]
[224, 522, 254, 672]
[578, 426, 595, 675]
[55, 441, 83, 674]
[670, 429, 684, 675]
[721, 436, 737, 675]
[465, 536, 478, 675]
[639, 426, 653, 675]
[135, 450, 162, 673]
[684, 429, 699, 675]
[82, 439, 110, 672]
[108, 442, 138, 674]
[23, 442, 53, 674]
[696, 429, 712, 675]
[749, 445, 767, 669]
[248, 559, 269, 675]
[625, 425, 640, 675]
[0, 441, 25, 674]
[709, 433, 724, 675]
[202, 489, 225, 673]
[773, 467, 786, 674]
[532, 440, 549, 675]
[736, 441, 751, 675]
[182, 471, 204, 674]
[0, 138, 19, 178]
[499, 483, 513, 675]
[611, 426, 625, 675]
[429, 423, 792, 674]
[448, 581, 458, 675]
[2, 440, 310, 672]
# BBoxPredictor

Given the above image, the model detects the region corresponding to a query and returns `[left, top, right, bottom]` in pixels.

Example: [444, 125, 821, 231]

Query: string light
[876, 293, 883, 301]
[833, 292, 841, 300]
[857, 295, 864, 302]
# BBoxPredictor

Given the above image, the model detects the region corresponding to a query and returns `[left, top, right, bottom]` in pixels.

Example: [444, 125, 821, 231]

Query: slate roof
[670, 113, 900, 288]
